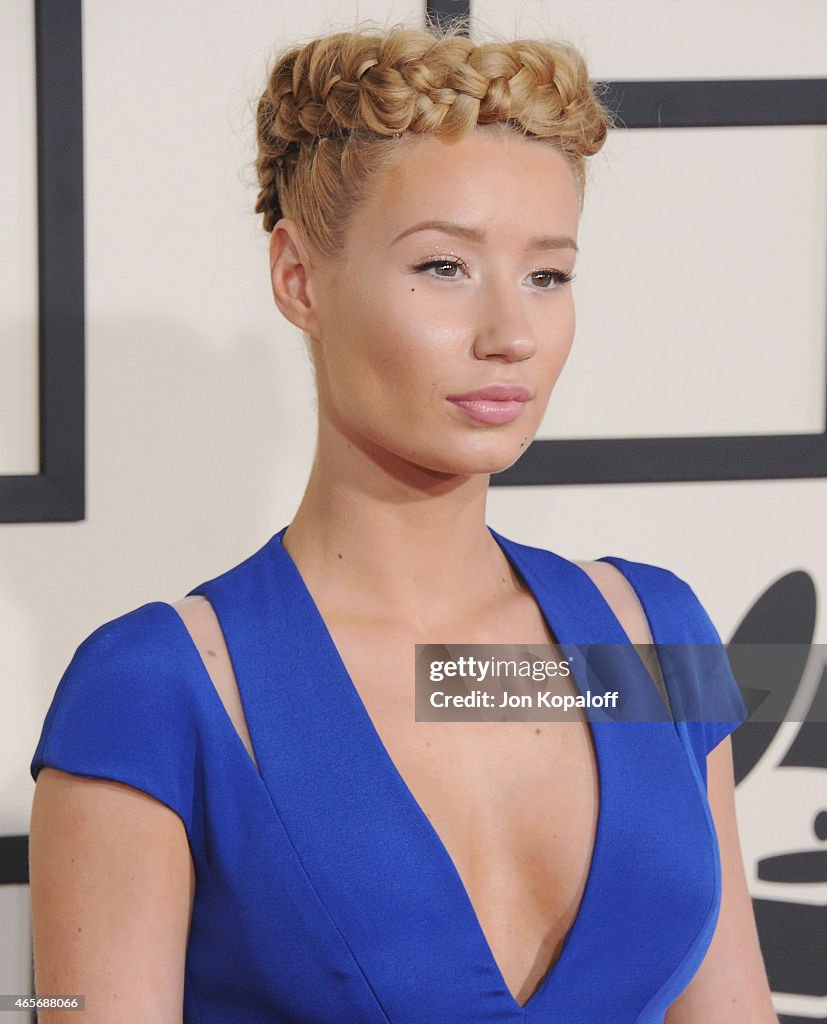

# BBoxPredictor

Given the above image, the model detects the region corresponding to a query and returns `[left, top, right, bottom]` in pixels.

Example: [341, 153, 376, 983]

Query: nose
[472, 276, 538, 363]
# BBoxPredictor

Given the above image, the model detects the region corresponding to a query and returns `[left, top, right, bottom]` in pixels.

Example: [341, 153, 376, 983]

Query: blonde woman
[29, 19, 776, 1023]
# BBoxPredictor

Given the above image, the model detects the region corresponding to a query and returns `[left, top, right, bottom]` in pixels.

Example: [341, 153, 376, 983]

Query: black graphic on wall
[727, 571, 825, 1022]
[493, 76, 827, 486]
[2, 0, 85, 523]
[426, 0, 470, 34]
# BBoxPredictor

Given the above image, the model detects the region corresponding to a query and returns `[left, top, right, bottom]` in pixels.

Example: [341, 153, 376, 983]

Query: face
[276, 127, 581, 478]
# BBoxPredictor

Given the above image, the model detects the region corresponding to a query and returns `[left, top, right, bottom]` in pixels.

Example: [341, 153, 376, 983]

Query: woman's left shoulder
[573, 558, 659, 644]
[575, 554, 722, 645]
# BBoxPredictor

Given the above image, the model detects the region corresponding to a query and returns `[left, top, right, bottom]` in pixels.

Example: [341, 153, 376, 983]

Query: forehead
[354, 127, 580, 245]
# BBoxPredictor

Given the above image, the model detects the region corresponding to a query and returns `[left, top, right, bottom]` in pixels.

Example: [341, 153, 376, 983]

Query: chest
[185, 535, 724, 1020]
[324, 599, 601, 1008]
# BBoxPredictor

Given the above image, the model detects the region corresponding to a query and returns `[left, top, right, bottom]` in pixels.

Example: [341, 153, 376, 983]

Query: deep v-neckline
[271, 523, 632, 1016]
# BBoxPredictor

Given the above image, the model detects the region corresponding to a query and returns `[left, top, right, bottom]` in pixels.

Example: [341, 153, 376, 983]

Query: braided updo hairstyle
[254, 19, 614, 266]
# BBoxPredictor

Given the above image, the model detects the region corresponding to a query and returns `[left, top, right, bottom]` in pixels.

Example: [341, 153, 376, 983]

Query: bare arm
[29, 767, 194, 1023]
[664, 737, 777, 1023]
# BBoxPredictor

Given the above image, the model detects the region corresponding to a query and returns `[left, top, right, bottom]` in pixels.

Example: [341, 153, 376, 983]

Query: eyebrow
[389, 219, 579, 253]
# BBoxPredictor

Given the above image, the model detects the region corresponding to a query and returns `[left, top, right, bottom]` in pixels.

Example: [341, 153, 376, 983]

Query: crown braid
[254, 22, 613, 257]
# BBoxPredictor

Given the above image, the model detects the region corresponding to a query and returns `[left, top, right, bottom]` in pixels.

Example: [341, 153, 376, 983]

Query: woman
[29, 19, 776, 1023]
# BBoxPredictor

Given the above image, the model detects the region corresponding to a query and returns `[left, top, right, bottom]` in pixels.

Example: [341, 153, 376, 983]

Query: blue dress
[30, 525, 748, 1023]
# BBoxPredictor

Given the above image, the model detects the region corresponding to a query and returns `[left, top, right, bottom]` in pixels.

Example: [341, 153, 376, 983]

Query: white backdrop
[3, 1, 826, 1018]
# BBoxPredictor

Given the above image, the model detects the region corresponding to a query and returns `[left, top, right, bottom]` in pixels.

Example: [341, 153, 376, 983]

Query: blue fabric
[31, 525, 748, 1023]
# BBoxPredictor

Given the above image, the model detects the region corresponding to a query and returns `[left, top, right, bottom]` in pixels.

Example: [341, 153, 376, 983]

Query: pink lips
[447, 384, 532, 425]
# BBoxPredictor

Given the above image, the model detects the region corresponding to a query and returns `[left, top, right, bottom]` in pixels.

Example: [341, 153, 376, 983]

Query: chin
[411, 439, 532, 478]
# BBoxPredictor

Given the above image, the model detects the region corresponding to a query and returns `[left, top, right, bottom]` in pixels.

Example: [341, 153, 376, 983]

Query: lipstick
[447, 384, 531, 425]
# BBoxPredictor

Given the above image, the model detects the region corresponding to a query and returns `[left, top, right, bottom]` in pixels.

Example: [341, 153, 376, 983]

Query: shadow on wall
[4, 308, 314, 762]
[4, 308, 318, 1022]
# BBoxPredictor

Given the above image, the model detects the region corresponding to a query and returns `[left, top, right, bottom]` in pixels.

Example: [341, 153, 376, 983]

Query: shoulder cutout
[574, 559, 668, 702]
[171, 596, 259, 773]
[574, 560, 654, 644]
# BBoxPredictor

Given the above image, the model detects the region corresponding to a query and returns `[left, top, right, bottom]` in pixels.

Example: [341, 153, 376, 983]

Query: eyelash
[411, 257, 576, 290]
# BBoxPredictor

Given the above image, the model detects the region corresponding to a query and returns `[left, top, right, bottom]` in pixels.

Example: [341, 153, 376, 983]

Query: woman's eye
[532, 270, 576, 289]
[413, 258, 465, 279]
[412, 259, 575, 289]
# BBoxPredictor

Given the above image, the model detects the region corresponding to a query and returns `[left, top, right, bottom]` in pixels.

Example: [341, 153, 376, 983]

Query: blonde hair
[254, 18, 613, 265]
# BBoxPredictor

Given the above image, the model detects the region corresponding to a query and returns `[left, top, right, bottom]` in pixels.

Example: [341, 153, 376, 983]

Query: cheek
[536, 304, 576, 388]
[361, 304, 448, 385]
[556, 298, 577, 353]
[540, 293, 575, 337]
[326, 312, 429, 416]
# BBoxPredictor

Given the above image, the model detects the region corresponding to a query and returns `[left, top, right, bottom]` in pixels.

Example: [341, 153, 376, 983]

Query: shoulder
[169, 596, 256, 768]
[69, 594, 228, 673]
[574, 553, 719, 646]
[573, 558, 658, 645]
[31, 599, 207, 828]
[169, 594, 223, 649]
[41, 598, 209, 739]
[72, 599, 187, 665]
[168, 595, 231, 683]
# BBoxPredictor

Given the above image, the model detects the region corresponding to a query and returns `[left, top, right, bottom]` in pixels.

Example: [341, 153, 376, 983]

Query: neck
[281, 431, 520, 631]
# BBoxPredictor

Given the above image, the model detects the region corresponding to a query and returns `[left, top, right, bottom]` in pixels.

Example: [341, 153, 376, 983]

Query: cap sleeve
[662, 580, 749, 756]
[597, 556, 749, 769]
[30, 602, 199, 837]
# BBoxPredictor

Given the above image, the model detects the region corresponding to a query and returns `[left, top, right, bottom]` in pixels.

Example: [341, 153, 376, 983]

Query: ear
[268, 219, 323, 336]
